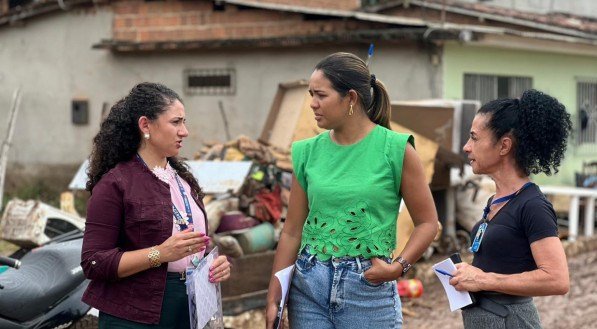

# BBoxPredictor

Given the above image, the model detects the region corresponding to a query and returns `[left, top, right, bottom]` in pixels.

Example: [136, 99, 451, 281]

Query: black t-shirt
[470, 184, 558, 274]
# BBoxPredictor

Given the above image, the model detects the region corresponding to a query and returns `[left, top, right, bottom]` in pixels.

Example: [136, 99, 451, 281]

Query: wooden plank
[292, 90, 323, 143]
[267, 87, 309, 150]
[390, 104, 454, 150]
[258, 80, 309, 149]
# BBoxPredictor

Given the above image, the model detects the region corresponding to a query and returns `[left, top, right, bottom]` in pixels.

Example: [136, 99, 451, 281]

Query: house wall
[110, 0, 370, 43]
[443, 43, 597, 186]
[456, 0, 597, 18]
[0, 6, 441, 188]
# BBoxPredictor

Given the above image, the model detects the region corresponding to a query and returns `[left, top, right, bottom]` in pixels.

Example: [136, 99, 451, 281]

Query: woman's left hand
[449, 262, 486, 292]
[209, 255, 232, 283]
[362, 258, 401, 285]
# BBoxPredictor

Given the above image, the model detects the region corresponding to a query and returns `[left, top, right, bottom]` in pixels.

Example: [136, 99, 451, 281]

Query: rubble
[0, 198, 85, 248]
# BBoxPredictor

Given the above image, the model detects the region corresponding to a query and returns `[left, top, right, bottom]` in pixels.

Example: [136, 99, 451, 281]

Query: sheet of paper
[275, 264, 295, 308]
[187, 248, 219, 329]
[432, 258, 473, 311]
[274, 264, 295, 329]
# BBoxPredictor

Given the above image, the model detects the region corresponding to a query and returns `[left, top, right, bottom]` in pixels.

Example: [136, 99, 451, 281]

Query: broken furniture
[540, 185, 597, 242]
[391, 100, 476, 253]
[0, 199, 85, 248]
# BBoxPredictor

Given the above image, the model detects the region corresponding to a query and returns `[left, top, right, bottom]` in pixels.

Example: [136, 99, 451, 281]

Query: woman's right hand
[265, 299, 279, 329]
[157, 229, 210, 263]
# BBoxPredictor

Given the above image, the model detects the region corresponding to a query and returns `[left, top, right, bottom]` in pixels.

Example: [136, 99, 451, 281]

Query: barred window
[464, 73, 532, 105]
[577, 79, 597, 146]
[184, 68, 235, 95]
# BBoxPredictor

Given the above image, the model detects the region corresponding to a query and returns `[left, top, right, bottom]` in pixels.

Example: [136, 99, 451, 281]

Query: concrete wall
[443, 43, 597, 186]
[0, 7, 441, 186]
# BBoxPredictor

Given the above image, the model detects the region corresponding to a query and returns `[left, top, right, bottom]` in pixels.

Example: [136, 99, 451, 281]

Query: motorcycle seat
[0, 239, 86, 322]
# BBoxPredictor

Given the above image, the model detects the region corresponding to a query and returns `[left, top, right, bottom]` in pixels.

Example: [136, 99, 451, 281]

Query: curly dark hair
[86, 82, 203, 198]
[478, 89, 572, 176]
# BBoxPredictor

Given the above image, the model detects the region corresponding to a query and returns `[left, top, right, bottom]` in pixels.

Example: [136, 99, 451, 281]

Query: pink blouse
[152, 164, 206, 273]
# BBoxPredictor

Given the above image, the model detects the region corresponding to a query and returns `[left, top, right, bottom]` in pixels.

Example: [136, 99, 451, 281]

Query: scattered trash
[398, 278, 424, 298]
[0, 198, 85, 248]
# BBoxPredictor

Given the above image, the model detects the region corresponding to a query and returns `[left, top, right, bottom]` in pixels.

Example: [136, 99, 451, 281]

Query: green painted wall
[444, 43, 597, 186]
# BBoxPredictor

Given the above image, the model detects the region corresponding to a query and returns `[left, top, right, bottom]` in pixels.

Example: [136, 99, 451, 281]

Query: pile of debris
[195, 135, 293, 259]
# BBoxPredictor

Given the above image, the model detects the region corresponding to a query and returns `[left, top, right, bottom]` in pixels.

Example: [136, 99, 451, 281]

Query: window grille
[184, 68, 235, 95]
[577, 79, 597, 147]
[464, 73, 532, 105]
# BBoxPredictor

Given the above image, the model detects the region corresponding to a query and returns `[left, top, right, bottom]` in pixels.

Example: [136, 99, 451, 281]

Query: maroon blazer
[80, 157, 207, 324]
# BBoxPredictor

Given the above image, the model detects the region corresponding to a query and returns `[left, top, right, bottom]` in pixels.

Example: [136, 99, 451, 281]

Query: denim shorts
[288, 248, 403, 329]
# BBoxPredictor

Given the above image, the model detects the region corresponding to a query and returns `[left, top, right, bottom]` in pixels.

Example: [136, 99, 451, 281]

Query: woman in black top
[450, 90, 571, 329]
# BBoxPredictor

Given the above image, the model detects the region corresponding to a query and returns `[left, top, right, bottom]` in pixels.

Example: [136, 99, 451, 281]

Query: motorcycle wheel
[69, 315, 98, 329]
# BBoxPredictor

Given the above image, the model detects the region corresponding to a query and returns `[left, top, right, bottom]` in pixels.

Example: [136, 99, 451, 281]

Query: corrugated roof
[409, 0, 597, 40]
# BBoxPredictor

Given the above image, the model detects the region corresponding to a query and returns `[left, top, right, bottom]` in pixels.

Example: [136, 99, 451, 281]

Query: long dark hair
[478, 89, 572, 176]
[315, 52, 391, 128]
[86, 82, 203, 198]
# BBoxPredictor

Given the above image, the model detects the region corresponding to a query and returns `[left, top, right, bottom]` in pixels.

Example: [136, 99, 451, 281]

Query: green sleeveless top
[291, 125, 414, 260]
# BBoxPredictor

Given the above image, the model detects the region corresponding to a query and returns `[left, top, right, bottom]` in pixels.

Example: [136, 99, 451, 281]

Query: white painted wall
[0, 7, 441, 171]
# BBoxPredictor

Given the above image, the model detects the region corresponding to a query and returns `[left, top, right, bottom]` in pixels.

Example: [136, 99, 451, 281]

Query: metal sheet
[69, 160, 252, 195]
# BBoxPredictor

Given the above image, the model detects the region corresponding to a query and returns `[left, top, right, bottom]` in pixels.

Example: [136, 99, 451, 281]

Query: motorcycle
[0, 230, 97, 329]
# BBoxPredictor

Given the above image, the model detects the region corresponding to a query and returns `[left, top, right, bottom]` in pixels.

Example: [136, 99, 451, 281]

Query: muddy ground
[224, 238, 597, 329]
[403, 250, 597, 329]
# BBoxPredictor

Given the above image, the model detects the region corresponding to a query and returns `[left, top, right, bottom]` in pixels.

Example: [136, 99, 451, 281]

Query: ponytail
[368, 77, 391, 129]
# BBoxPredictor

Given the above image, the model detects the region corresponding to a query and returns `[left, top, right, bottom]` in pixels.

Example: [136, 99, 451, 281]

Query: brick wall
[112, 0, 367, 43]
[256, 0, 361, 11]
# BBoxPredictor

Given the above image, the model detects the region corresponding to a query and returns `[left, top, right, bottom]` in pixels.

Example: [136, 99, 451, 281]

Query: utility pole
[0, 88, 22, 208]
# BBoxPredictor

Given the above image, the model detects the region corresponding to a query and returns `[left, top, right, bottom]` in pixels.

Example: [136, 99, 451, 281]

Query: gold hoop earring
[349, 104, 354, 116]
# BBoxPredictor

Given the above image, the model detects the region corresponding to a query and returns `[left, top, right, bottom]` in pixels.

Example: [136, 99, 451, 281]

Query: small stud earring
[348, 104, 354, 116]
[144, 133, 150, 140]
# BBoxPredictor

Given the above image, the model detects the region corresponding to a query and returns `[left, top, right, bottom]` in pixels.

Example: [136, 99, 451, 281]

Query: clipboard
[273, 264, 295, 329]
[186, 247, 224, 329]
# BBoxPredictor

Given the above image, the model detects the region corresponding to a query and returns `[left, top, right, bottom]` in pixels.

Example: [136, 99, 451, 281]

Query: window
[184, 68, 235, 95]
[72, 99, 89, 125]
[577, 79, 597, 145]
[464, 74, 533, 105]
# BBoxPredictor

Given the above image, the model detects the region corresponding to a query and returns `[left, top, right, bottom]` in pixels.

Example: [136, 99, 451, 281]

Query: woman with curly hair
[449, 89, 572, 329]
[81, 82, 231, 329]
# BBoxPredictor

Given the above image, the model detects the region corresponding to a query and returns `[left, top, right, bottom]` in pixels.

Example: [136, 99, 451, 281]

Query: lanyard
[172, 175, 193, 231]
[470, 182, 533, 253]
[135, 154, 193, 231]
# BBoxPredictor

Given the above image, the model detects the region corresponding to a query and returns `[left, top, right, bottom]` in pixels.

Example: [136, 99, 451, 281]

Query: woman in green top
[265, 52, 439, 329]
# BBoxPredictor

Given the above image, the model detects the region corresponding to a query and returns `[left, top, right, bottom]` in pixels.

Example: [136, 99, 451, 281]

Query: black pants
[99, 275, 190, 329]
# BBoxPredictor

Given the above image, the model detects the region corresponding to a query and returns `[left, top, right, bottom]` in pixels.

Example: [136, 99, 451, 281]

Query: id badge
[191, 255, 201, 268]
[469, 222, 487, 253]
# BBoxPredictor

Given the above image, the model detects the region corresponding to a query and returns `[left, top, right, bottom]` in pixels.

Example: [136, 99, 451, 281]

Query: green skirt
[99, 274, 190, 329]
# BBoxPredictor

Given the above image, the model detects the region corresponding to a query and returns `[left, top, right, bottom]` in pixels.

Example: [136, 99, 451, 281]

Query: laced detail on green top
[292, 125, 414, 261]
[300, 202, 395, 260]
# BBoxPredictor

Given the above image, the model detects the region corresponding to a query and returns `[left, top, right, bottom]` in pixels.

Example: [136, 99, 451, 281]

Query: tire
[69, 315, 98, 329]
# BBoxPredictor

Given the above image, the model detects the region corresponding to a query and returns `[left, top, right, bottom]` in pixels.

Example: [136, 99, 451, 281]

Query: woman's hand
[449, 262, 487, 292]
[157, 229, 210, 263]
[209, 255, 231, 283]
[265, 299, 279, 329]
[362, 258, 402, 285]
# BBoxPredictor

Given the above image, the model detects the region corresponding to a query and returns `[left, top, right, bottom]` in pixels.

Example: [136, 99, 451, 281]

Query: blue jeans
[288, 248, 403, 329]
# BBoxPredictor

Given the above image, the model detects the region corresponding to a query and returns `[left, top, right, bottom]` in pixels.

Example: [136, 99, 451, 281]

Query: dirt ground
[403, 250, 597, 329]
[225, 239, 597, 329]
